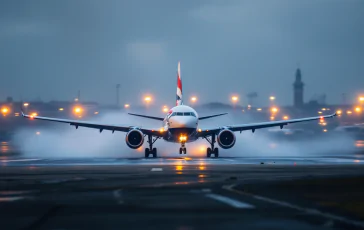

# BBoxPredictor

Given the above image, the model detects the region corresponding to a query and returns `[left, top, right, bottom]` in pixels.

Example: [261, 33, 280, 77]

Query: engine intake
[217, 129, 236, 149]
[125, 129, 144, 149]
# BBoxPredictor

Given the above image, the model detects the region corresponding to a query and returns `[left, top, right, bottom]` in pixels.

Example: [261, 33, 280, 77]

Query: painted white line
[113, 189, 123, 204]
[1, 158, 42, 163]
[205, 193, 255, 209]
[151, 168, 163, 172]
[223, 184, 364, 228]
[0, 197, 24, 202]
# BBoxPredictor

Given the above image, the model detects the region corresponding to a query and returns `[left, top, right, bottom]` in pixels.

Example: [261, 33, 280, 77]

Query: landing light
[30, 112, 38, 118]
[179, 136, 187, 142]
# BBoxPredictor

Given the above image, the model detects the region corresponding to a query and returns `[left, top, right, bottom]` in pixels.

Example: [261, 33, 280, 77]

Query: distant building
[293, 68, 304, 108]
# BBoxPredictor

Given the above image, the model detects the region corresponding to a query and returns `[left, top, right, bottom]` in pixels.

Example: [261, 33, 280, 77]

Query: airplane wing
[21, 112, 165, 137]
[199, 113, 228, 120]
[197, 113, 337, 137]
[128, 113, 164, 121]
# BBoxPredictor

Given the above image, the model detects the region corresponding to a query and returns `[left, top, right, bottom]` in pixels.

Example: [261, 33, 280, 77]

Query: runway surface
[1, 156, 364, 230]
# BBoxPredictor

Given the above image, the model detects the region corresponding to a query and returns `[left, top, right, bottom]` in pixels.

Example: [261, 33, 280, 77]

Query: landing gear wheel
[179, 148, 182, 154]
[145, 148, 150, 158]
[152, 148, 157, 158]
[213, 148, 219, 158]
[206, 147, 212, 158]
[183, 148, 187, 154]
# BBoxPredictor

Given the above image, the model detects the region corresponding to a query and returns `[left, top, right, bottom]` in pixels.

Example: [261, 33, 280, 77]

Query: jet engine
[125, 129, 144, 149]
[217, 129, 236, 149]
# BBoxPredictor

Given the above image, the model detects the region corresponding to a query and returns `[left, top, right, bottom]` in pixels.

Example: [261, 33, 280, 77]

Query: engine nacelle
[217, 129, 236, 149]
[125, 129, 144, 149]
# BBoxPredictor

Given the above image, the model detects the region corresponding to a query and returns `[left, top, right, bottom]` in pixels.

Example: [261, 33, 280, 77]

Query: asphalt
[1, 156, 364, 230]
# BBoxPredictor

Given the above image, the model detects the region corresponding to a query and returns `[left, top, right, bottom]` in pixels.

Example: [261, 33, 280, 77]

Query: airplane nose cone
[170, 117, 197, 128]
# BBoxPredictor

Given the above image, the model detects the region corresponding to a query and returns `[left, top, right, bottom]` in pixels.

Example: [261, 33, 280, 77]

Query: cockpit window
[183, 112, 191, 116]
[176, 112, 183, 116]
[169, 112, 176, 117]
[191, 112, 196, 117]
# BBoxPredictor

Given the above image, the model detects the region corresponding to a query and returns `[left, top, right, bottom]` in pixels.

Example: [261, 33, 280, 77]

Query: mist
[13, 108, 356, 158]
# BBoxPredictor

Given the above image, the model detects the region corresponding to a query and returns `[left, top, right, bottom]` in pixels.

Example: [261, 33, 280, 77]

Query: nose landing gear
[145, 135, 159, 158]
[204, 134, 219, 158]
[179, 142, 187, 154]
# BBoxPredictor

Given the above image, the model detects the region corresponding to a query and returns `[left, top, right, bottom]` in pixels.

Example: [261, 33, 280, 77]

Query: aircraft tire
[145, 148, 150, 158]
[214, 148, 219, 158]
[206, 147, 212, 158]
[152, 148, 157, 158]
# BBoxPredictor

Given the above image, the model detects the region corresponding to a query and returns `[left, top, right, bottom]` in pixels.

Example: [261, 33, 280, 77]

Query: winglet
[20, 107, 26, 117]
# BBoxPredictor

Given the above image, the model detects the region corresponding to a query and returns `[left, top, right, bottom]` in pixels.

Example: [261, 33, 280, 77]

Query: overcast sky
[0, 0, 363, 106]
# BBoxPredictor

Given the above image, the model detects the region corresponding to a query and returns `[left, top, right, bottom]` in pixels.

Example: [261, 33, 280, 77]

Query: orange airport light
[191, 96, 197, 102]
[231, 96, 238, 102]
[271, 107, 278, 113]
[355, 107, 361, 113]
[124, 104, 130, 108]
[144, 96, 152, 102]
[1, 107, 9, 115]
[283, 116, 289, 120]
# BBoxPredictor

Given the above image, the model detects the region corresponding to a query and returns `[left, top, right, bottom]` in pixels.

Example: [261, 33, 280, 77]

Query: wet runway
[1, 156, 364, 230]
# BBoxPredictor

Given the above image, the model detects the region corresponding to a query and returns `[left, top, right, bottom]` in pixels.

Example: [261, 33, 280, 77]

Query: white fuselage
[162, 105, 199, 143]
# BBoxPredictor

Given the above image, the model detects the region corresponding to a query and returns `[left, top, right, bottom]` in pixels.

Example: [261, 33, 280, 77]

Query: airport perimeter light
[73, 106, 83, 116]
[271, 107, 279, 113]
[355, 107, 361, 113]
[162, 106, 169, 113]
[144, 96, 152, 103]
[269, 96, 275, 101]
[124, 104, 130, 109]
[1, 107, 9, 116]
[190, 96, 197, 103]
[23, 103, 29, 107]
[359, 97, 364, 102]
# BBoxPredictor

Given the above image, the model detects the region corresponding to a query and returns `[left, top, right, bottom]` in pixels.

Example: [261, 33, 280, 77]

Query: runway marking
[223, 184, 364, 228]
[113, 189, 123, 204]
[151, 168, 163, 172]
[0, 158, 42, 163]
[205, 193, 255, 209]
[0, 196, 24, 202]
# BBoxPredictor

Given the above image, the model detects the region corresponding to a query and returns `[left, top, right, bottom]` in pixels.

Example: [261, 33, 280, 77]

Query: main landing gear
[204, 134, 219, 158]
[145, 135, 159, 158]
[179, 142, 187, 155]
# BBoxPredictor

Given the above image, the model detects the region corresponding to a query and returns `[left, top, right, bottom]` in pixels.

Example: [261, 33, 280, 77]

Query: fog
[13, 109, 356, 158]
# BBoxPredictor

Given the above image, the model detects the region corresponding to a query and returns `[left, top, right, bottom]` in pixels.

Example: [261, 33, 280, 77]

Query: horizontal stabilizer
[199, 113, 228, 120]
[128, 113, 164, 121]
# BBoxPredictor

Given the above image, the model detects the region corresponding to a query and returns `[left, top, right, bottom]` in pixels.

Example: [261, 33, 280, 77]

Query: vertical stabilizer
[176, 62, 183, 105]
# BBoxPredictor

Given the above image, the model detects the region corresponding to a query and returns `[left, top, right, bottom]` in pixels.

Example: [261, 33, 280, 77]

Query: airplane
[22, 62, 337, 158]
